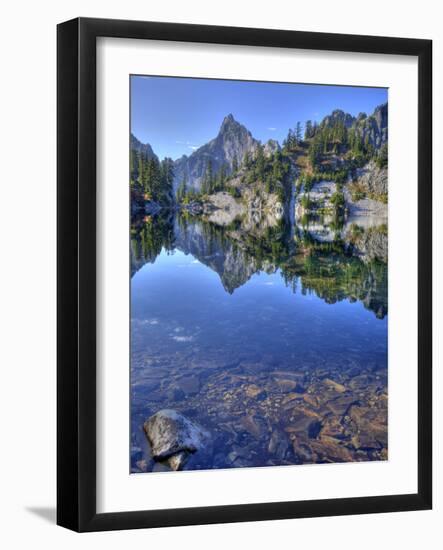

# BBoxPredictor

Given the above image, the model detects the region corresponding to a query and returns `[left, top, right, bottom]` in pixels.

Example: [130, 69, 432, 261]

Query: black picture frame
[57, 17, 432, 532]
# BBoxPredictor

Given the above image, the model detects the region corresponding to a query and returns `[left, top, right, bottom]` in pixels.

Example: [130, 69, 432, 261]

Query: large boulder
[144, 410, 211, 471]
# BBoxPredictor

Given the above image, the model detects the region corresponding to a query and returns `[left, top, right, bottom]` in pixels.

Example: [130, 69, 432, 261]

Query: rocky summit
[173, 114, 259, 191]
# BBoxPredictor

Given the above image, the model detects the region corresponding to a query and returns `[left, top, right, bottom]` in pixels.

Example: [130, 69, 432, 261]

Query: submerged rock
[167, 451, 188, 471]
[239, 415, 262, 439]
[323, 378, 346, 393]
[176, 375, 200, 396]
[144, 409, 211, 471]
[275, 378, 298, 392]
[245, 384, 266, 399]
[268, 429, 290, 460]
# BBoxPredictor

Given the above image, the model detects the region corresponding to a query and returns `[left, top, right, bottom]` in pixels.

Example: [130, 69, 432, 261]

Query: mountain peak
[174, 114, 259, 190]
[220, 113, 240, 132]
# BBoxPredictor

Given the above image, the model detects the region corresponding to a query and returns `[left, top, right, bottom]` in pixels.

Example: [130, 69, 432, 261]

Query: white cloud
[176, 140, 199, 149]
[267, 127, 277, 131]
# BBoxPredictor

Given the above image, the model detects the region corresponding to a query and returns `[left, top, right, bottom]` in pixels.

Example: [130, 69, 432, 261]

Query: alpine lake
[130, 206, 388, 473]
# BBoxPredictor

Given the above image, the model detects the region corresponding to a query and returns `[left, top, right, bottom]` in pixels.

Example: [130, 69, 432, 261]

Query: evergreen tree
[295, 121, 302, 145]
[147, 157, 162, 199]
[218, 163, 227, 190]
[330, 191, 345, 211]
[138, 152, 144, 186]
[232, 154, 238, 173]
[286, 129, 295, 150]
[160, 157, 174, 203]
[141, 154, 150, 193]
[131, 149, 140, 184]
[305, 120, 313, 140]
[176, 176, 187, 202]
[272, 149, 283, 182]
[255, 145, 266, 181]
[308, 137, 321, 168]
[200, 177, 208, 195]
[377, 143, 388, 168]
[202, 160, 214, 194]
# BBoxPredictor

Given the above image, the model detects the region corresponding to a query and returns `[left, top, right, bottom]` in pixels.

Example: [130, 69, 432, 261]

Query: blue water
[132, 249, 386, 365]
[130, 216, 388, 472]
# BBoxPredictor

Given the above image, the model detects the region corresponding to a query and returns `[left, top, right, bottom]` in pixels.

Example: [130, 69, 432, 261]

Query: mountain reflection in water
[130, 211, 388, 473]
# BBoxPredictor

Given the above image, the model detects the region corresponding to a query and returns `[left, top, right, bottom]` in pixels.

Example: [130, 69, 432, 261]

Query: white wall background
[0, 0, 440, 547]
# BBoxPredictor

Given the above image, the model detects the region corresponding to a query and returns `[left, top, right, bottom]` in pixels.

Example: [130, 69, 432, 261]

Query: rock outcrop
[205, 192, 246, 225]
[321, 109, 356, 129]
[356, 160, 388, 197]
[144, 409, 211, 470]
[263, 139, 281, 158]
[350, 225, 388, 264]
[356, 103, 388, 149]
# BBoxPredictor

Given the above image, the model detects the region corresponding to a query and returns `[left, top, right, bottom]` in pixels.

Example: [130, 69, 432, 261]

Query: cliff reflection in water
[130, 210, 388, 473]
[131, 211, 387, 318]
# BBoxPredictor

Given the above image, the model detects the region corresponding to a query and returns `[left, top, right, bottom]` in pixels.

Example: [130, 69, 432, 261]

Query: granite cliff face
[174, 114, 259, 190]
[356, 160, 388, 197]
[354, 103, 388, 149]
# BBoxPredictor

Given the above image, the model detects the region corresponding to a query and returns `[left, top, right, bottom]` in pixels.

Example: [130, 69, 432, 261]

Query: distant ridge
[130, 103, 387, 192]
[130, 133, 158, 162]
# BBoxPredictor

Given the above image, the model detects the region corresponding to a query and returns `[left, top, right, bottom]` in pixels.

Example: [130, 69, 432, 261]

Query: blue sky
[131, 75, 387, 161]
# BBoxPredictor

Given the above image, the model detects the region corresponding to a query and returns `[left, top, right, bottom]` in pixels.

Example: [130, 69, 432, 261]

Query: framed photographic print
[57, 17, 432, 531]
